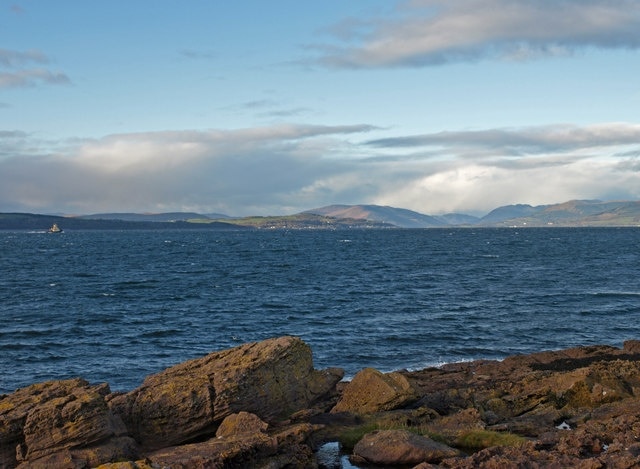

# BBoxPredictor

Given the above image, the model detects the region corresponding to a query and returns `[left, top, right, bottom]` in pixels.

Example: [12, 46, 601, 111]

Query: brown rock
[109, 336, 343, 449]
[17, 437, 138, 469]
[1, 379, 88, 467]
[215, 411, 268, 437]
[0, 378, 136, 469]
[501, 344, 623, 372]
[352, 429, 461, 465]
[331, 368, 416, 414]
[95, 462, 155, 469]
[11, 338, 640, 469]
[21, 389, 120, 461]
[623, 340, 640, 354]
[107, 371, 215, 451]
[429, 408, 486, 441]
[586, 359, 640, 401]
[146, 422, 318, 469]
[438, 442, 597, 469]
[491, 404, 563, 437]
[147, 432, 277, 469]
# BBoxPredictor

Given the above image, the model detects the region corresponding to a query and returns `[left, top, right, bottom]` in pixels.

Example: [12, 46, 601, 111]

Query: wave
[591, 291, 640, 298]
[140, 329, 184, 339]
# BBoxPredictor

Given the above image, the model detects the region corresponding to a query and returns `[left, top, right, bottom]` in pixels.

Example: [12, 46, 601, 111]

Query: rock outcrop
[0, 378, 136, 469]
[143, 419, 320, 469]
[331, 367, 417, 414]
[352, 429, 461, 465]
[4, 337, 640, 468]
[1, 336, 342, 468]
[107, 335, 343, 450]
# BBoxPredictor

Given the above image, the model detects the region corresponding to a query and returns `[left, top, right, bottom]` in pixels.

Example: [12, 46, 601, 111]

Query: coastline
[3, 336, 640, 468]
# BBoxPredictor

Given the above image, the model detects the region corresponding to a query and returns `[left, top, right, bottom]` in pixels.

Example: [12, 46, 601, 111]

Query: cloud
[2, 122, 640, 217]
[373, 158, 640, 215]
[222, 99, 314, 120]
[0, 69, 71, 88]
[0, 48, 71, 88]
[243, 100, 311, 118]
[0, 124, 379, 215]
[179, 49, 217, 60]
[365, 122, 640, 213]
[258, 107, 312, 118]
[0, 49, 48, 67]
[0, 130, 28, 138]
[316, 0, 640, 68]
[366, 123, 640, 156]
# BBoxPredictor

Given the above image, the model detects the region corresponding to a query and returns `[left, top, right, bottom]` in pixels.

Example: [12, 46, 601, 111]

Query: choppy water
[1, 227, 639, 394]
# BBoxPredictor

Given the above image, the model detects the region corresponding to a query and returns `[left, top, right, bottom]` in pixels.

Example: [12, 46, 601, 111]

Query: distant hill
[204, 213, 394, 229]
[0, 213, 241, 231]
[478, 204, 544, 225]
[478, 200, 640, 227]
[305, 204, 447, 228]
[2, 199, 640, 230]
[306, 200, 640, 227]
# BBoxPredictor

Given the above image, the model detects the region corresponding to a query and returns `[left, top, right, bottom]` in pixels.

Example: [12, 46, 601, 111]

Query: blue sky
[2, 0, 640, 216]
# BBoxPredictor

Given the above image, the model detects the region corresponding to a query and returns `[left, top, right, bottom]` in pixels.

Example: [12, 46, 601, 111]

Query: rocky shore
[3, 336, 640, 468]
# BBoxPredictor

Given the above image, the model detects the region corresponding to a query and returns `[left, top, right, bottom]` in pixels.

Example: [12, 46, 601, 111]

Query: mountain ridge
[478, 199, 640, 227]
[1, 199, 640, 229]
[305, 199, 640, 227]
[304, 204, 448, 228]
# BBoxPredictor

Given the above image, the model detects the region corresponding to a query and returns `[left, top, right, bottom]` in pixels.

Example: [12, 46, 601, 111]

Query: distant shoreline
[3, 199, 640, 228]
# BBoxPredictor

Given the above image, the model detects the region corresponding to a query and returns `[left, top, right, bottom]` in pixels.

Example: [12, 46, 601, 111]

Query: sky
[2, 0, 640, 217]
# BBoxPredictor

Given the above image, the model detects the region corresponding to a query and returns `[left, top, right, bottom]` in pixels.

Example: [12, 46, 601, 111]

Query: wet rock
[315, 441, 342, 469]
[352, 429, 461, 465]
[331, 368, 416, 414]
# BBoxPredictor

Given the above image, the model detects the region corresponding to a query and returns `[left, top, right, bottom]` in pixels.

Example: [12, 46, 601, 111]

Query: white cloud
[1, 122, 640, 216]
[370, 126, 640, 214]
[0, 124, 379, 215]
[374, 158, 640, 215]
[364, 122, 640, 213]
[316, 0, 640, 68]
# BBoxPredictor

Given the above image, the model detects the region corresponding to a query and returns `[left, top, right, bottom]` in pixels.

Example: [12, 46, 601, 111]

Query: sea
[1, 227, 639, 395]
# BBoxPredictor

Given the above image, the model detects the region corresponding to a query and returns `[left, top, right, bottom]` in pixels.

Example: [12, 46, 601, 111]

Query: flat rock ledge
[3, 338, 640, 468]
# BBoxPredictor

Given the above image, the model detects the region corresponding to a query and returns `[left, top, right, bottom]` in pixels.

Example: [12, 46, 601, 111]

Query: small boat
[47, 223, 63, 233]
